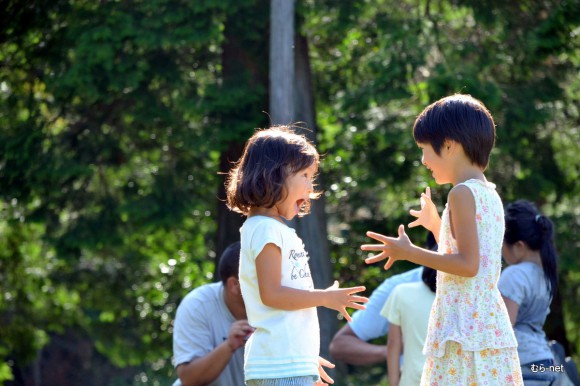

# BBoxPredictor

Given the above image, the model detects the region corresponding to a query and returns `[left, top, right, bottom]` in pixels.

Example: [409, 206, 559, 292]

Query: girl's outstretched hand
[408, 187, 439, 231]
[361, 224, 412, 270]
[324, 281, 368, 322]
[315, 356, 335, 385]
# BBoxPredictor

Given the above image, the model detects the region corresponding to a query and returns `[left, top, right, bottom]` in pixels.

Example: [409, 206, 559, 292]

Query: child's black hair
[422, 266, 437, 293]
[421, 232, 438, 293]
[504, 200, 558, 299]
[413, 94, 496, 169]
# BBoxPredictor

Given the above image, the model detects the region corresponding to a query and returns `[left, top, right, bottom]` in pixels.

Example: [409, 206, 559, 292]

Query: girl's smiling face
[418, 142, 449, 184]
[277, 162, 317, 220]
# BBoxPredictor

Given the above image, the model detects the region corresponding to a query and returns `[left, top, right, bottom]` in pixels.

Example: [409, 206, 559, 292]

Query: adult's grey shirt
[172, 282, 245, 386]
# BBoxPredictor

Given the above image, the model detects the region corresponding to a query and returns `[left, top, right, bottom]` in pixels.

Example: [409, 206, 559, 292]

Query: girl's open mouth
[296, 199, 305, 209]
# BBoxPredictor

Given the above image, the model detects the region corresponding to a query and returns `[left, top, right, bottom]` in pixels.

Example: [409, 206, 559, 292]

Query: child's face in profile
[277, 163, 317, 220]
[417, 142, 449, 185]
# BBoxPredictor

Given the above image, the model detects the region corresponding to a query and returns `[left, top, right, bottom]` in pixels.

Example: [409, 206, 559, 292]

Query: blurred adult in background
[172, 241, 254, 386]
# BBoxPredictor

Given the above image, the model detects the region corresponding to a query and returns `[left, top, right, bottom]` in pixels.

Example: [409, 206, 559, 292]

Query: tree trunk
[292, 34, 335, 361]
[269, 0, 295, 125]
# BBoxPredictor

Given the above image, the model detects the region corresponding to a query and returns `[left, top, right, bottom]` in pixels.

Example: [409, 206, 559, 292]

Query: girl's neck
[452, 167, 486, 186]
[249, 206, 285, 224]
[520, 251, 542, 266]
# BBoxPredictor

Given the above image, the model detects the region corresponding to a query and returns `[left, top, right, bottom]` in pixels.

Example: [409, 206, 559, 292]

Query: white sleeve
[249, 220, 284, 260]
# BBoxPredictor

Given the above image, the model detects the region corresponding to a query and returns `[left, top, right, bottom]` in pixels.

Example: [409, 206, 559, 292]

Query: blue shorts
[246, 376, 319, 386]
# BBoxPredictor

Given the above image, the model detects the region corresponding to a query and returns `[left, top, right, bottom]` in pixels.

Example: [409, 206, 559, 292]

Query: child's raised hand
[315, 356, 335, 385]
[409, 187, 439, 231]
[324, 281, 367, 322]
[361, 224, 412, 270]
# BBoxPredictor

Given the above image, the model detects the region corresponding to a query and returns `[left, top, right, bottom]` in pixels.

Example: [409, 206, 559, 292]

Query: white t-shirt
[239, 216, 319, 381]
[172, 282, 244, 386]
[381, 281, 435, 386]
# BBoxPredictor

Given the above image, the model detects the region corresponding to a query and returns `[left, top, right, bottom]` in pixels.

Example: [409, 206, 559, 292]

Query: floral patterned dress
[421, 179, 523, 386]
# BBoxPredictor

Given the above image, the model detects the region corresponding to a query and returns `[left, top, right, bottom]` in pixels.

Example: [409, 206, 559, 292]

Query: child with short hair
[227, 126, 368, 386]
[362, 94, 523, 385]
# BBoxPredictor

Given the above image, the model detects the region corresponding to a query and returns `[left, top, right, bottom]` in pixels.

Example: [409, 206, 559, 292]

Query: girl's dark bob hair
[413, 94, 496, 170]
[226, 125, 320, 216]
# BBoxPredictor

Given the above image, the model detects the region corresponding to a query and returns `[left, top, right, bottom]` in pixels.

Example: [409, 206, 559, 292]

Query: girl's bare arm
[256, 243, 367, 321]
[386, 323, 402, 386]
[362, 185, 480, 277]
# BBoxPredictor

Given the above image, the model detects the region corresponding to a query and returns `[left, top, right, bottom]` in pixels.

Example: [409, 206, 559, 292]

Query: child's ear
[514, 240, 527, 256]
[444, 140, 459, 155]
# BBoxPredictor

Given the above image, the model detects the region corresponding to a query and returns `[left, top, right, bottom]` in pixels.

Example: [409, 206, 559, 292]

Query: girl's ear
[514, 240, 528, 253]
[445, 139, 456, 151]
[511, 240, 528, 261]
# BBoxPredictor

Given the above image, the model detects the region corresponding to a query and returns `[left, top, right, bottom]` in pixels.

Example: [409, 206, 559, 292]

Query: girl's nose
[421, 155, 426, 165]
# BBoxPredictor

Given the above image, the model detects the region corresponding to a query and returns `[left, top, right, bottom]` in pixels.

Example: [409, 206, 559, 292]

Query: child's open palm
[361, 224, 413, 270]
[408, 187, 440, 232]
[324, 281, 367, 322]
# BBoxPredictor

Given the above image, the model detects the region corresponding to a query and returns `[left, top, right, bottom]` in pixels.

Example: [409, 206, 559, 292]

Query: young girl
[361, 94, 524, 385]
[499, 200, 559, 385]
[226, 126, 368, 386]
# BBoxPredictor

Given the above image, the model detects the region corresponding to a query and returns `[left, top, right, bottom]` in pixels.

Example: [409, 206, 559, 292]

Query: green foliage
[1, 0, 578, 384]
[1, 0, 267, 383]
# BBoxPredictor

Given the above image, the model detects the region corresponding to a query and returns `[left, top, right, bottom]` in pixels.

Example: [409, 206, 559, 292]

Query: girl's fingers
[364, 231, 391, 242]
[366, 232, 398, 245]
[346, 285, 366, 292]
[397, 224, 406, 237]
[319, 367, 334, 384]
[318, 356, 335, 368]
[341, 309, 352, 322]
[360, 244, 387, 252]
[364, 252, 388, 264]
[349, 295, 369, 303]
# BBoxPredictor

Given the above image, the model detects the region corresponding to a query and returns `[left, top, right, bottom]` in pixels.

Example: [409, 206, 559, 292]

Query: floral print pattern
[421, 341, 523, 385]
[421, 179, 522, 385]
